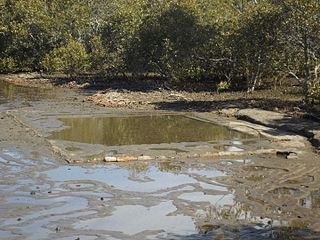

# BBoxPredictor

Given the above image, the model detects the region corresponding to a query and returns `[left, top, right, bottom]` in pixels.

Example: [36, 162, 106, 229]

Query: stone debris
[87, 91, 140, 108]
[286, 152, 298, 159]
[86, 90, 194, 109]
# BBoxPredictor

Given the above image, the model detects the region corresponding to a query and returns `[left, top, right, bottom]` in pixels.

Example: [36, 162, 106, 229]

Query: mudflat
[0, 75, 320, 239]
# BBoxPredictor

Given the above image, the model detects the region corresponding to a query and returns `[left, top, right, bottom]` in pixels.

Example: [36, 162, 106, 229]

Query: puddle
[43, 162, 249, 238]
[1, 147, 320, 239]
[1, 81, 320, 239]
[64, 182, 98, 191]
[60, 237, 98, 240]
[0, 80, 51, 103]
[226, 146, 244, 152]
[75, 201, 196, 236]
[46, 165, 200, 193]
[0, 229, 17, 238]
[3, 149, 23, 159]
[199, 182, 228, 192]
[49, 115, 249, 146]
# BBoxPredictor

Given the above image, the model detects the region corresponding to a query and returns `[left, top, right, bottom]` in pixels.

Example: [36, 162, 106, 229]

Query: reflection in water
[1, 148, 320, 239]
[75, 201, 196, 236]
[49, 115, 249, 146]
[45, 164, 200, 193]
[0, 80, 50, 102]
[158, 161, 183, 173]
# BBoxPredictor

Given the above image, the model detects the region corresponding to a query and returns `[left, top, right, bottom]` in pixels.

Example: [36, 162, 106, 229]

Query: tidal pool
[49, 115, 249, 146]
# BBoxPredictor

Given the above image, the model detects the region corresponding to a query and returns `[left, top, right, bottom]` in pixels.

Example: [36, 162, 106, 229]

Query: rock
[104, 156, 117, 162]
[287, 152, 298, 159]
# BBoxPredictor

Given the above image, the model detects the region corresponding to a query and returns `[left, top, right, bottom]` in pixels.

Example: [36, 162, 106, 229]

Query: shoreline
[1, 73, 320, 235]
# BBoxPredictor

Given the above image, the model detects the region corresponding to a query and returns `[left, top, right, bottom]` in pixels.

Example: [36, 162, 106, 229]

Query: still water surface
[50, 115, 249, 146]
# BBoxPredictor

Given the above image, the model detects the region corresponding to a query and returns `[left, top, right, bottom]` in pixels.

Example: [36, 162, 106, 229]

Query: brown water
[50, 115, 249, 145]
[0, 80, 50, 103]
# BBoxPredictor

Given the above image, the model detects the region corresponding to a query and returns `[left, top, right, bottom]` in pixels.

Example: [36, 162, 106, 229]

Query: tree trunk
[303, 33, 309, 102]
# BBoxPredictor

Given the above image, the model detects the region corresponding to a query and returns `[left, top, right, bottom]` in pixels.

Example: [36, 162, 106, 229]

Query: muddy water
[0, 80, 52, 111]
[1, 80, 320, 239]
[0, 80, 51, 102]
[49, 115, 249, 146]
[0, 147, 300, 240]
[0, 147, 221, 239]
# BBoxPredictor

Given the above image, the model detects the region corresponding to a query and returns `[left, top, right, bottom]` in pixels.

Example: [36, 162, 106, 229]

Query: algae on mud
[49, 115, 249, 146]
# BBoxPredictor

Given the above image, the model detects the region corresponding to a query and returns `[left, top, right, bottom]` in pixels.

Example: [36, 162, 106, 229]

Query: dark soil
[1, 72, 318, 118]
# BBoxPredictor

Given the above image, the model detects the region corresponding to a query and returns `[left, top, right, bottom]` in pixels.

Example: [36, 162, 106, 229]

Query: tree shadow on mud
[260, 118, 320, 149]
[153, 98, 301, 113]
[43, 73, 228, 93]
[41, 74, 169, 92]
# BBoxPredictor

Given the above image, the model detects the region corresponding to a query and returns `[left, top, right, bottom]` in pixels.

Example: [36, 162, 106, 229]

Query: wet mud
[1, 78, 320, 240]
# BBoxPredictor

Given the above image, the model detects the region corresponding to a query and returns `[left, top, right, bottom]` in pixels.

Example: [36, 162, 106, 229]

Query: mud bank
[1, 75, 320, 239]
